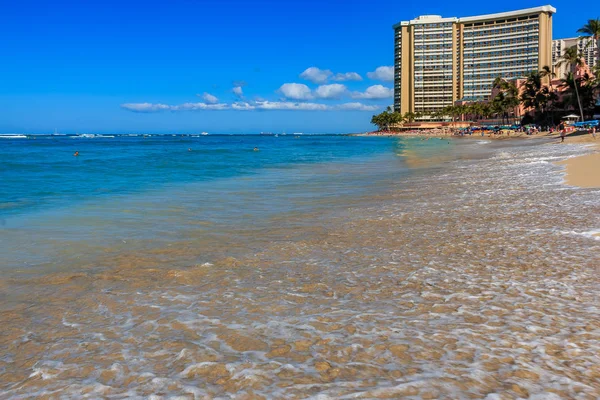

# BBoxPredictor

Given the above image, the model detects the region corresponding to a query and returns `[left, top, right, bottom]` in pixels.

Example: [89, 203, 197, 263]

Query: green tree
[371, 107, 406, 131]
[520, 70, 560, 124]
[482, 102, 494, 119]
[539, 65, 556, 91]
[577, 18, 600, 68]
[403, 112, 417, 123]
[558, 72, 597, 119]
[491, 77, 520, 124]
[557, 45, 586, 121]
[520, 71, 542, 113]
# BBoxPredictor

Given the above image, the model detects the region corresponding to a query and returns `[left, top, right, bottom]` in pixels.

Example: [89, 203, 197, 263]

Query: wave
[0, 134, 27, 139]
[71, 134, 115, 139]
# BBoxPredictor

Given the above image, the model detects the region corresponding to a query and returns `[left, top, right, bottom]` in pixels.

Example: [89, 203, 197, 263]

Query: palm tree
[557, 46, 585, 121]
[443, 105, 460, 127]
[539, 65, 556, 91]
[371, 107, 396, 131]
[468, 102, 483, 121]
[390, 111, 405, 128]
[403, 112, 417, 123]
[558, 72, 597, 119]
[491, 92, 507, 124]
[492, 76, 507, 91]
[491, 77, 520, 124]
[577, 18, 600, 68]
[520, 71, 545, 118]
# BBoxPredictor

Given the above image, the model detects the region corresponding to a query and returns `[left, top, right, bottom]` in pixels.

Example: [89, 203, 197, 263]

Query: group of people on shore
[368, 125, 598, 141]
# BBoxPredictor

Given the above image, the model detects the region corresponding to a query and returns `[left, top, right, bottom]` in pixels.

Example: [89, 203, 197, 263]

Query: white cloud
[121, 100, 379, 113]
[315, 84, 348, 99]
[255, 100, 329, 111]
[121, 102, 228, 112]
[336, 102, 380, 111]
[299, 67, 333, 84]
[199, 92, 219, 104]
[367, 66, 394, 82]
[332, 72, 362, 81]
[232, 102, 255, 110]
[233, 86, 243, 96]
[174, 102, 229, 111]
[351, 85, 394, 99]
[278, 83, 313, 100]
[121, 103, 172, 112]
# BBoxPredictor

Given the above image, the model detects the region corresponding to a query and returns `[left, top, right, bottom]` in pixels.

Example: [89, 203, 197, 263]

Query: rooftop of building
[553, 36, 596, 42]
[393, 5, 556, 29]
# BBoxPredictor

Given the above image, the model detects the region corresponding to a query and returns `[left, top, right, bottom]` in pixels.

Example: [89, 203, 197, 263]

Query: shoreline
[359, 129, 600, 189]
[357, 130, 599, 141]
[557, 136, 600, 188]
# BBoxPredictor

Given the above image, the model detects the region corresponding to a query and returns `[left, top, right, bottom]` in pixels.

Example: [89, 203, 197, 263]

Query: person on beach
[591, 126, 596, 139]
[560, 129, 566, 143]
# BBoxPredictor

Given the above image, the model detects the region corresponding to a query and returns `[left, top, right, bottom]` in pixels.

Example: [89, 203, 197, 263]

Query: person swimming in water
[74, 151, 79, 156]
[253, 147, 259, 151]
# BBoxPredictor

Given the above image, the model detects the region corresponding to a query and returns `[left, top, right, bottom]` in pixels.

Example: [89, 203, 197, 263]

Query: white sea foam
[0, 134, 27, 139]
[2, 140, 600, 398]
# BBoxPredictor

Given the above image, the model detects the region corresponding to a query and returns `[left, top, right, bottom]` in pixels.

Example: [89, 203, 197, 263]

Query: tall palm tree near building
[522, 71, 556, 124]
[577, 18, 600, 68]
[467, 102, 483, 121]
[539, 65, 556, 91]
[557, 46, 585, 121]
[403, 112, 417, 123]
[492, 76, 520, 124]
[370, 107, 405, 131]
[521, 71, 543, 114]
[558, 72, 596, 119]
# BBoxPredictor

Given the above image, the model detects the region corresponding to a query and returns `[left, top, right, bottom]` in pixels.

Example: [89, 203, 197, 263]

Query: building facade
[552, 37, 598, 80]
[394, 6, 555, 118]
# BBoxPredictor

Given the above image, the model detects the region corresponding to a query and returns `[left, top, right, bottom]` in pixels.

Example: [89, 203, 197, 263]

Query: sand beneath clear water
[1, 140, 599, 399]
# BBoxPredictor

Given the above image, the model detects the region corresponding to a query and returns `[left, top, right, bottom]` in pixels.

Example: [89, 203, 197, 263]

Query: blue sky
[0, 0, 594, 134]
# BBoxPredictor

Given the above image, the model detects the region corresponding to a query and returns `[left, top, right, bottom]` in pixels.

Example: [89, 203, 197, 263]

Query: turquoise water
[0, 135, 390, 215]
[0, 134, 451, 273]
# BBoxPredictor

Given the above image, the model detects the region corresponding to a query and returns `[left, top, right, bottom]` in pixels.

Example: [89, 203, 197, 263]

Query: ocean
[1, 134, 599, 398]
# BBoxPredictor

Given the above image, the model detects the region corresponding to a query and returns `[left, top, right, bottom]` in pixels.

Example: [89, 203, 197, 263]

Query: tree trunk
[572, 67, 585, 121]
[596, 36, 600, 68]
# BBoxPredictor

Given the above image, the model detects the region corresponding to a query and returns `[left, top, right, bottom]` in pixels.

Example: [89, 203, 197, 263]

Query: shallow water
[1, 135, 599, 398]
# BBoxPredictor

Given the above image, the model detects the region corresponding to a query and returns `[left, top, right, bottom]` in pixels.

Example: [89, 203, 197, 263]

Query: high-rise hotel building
[393, 6, 555, 117]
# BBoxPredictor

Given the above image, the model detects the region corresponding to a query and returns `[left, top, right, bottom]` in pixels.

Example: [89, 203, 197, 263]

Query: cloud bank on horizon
[121, 65, 394, 114]
[122, 101, 380, 112]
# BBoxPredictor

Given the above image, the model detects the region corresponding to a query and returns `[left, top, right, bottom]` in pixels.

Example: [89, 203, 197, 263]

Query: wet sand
[556, 134, 600, 188]
[1, 140, 600, 398]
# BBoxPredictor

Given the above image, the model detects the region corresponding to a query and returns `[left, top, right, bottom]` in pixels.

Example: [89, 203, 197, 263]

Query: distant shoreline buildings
[393, 6, 556, 118]
[552, 36, 597, 79]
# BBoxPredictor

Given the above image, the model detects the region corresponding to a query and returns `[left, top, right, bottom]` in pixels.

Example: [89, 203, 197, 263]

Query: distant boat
[201, 132, 209, 136]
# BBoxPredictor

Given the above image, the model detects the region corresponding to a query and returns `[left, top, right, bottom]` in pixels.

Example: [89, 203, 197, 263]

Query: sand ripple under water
[1, 141, 600, 399]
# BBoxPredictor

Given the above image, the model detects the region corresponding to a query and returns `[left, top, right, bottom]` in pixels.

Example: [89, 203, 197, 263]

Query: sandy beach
[556, 134, 600, 188]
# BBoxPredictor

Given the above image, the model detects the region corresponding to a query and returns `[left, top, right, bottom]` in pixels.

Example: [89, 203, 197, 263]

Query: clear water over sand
[1, 135, 599, 398]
